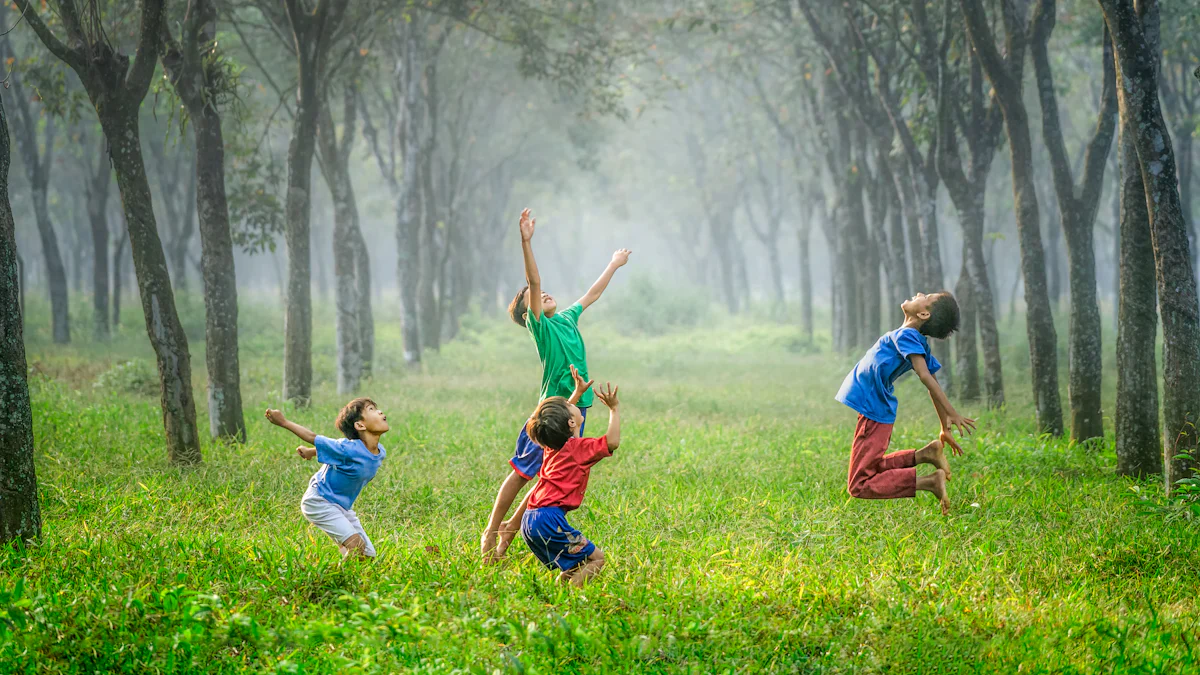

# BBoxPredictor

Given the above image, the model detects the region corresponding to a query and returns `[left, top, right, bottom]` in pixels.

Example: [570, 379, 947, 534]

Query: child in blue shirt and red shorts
[522, 380, 622, 587]
[835, 292, 976, 515]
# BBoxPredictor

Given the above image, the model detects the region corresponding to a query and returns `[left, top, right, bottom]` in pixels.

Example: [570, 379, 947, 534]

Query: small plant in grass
[93, 359, 159, 398]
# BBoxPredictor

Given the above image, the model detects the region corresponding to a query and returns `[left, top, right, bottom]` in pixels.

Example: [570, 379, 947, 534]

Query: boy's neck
[900, 316, 924, 332]
[360, 433, 382, 454]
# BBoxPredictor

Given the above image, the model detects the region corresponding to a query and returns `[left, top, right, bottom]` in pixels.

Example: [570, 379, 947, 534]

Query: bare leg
[481, 471, 530, 562]
[496, 487, 534, 558]
[914, 438, 951, 480]
[558, 548, 606, 588]
[339, 533, 369, 560]
[915, 469, 949, 515]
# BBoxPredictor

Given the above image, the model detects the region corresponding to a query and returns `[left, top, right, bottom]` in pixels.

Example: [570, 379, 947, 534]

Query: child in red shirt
[520, 381, 622, 587]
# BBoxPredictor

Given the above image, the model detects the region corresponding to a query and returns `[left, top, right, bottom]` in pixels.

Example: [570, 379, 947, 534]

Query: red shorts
[847, 415, 916, 499]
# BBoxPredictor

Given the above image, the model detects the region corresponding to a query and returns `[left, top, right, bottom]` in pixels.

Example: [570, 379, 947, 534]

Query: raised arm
[265, 409, 317, 445]
[519, 208, 543, 320]
[577, 249, 632, 310]
[910, 356, 976, 455]
[594, 383, 621, 451]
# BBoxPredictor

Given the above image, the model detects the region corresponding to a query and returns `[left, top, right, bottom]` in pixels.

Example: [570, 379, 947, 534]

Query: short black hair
[508, 285, 529, 328]
[526, 396, 573, 450]
[336, 397, 377, 440]
[921, 292, 960, 340]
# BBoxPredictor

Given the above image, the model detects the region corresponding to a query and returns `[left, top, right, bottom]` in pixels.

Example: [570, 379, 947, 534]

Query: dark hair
[526, 396, 574, 450]
[920, 292, 960, 340]
[336, 397, 377, 440]
[508, 285, 529, 328]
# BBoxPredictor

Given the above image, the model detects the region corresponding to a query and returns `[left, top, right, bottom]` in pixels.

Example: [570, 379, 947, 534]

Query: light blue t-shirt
[308, 435, 385, 510]
[835, 327, 942, 424]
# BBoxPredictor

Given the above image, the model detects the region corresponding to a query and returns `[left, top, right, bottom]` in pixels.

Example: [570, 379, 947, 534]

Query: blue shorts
[510, 407, 588, 479]
[521, 506, 596, 572]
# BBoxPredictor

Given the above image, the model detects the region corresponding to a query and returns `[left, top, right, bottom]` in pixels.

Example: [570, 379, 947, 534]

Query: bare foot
[930, 468, 949, 515]
[480, 529, 499, 563]
[495, 524, 520, 559]
[921, 438, 951, 481]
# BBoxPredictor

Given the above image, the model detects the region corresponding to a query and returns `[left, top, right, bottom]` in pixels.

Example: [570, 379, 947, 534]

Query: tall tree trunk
[103, 111, 202, 464]
[0, 96, 40, 543]
[1044, 188, 1064, 309]
[1031, 1, 1116, 442]
[30, 182, 69, 344]
[798, 202, 814, 342]
[352, 195, 373, 378]
[193, 107, 245, 441]
[962, 0, 1064, 435]
[1115, 109, 1162, 475]
[87, 148, 111, 341]
[1102, 0, 1200, 484]
[396, 19, 427, 369]
[112, 227, 127, 330]
[954, 248, 981, 401]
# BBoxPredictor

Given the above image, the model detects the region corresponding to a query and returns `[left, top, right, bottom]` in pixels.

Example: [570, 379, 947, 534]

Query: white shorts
[300, 487, 377, 557]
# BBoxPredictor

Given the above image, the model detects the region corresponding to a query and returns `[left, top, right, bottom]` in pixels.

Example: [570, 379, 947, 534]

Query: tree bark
[112, 227, 127, 330]
[798, 196, 815, 342]
[0, 94, 40, 543]
[962, 0, 1064, 436]
[280, 0, 349, 404]
[87, 144, 111, 341]
[954, 247, 981, 401]
[160, 0, 246, 441]
[5, 66, 69, 344]
[1031, 1, 1117, 442]
[1101, 0, 1200, 484]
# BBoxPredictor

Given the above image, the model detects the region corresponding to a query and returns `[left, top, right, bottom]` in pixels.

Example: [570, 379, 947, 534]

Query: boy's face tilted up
[567, 402, 584, 438]
[356, 404, 390, 437]
[901, 292, 938, 324]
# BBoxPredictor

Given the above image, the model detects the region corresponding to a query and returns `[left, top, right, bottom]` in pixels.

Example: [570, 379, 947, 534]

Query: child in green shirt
[480, 208, 631, 561]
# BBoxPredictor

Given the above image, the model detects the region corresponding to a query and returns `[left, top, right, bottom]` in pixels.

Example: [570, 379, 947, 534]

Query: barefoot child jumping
[265, 399, 389, 558]
[835, 292, 976, 514]
[480, 207, 630, 561]
[521, 380, 621, 587]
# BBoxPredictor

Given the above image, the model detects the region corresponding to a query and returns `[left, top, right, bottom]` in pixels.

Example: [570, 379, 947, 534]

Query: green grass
[2, 292, 1197, 674]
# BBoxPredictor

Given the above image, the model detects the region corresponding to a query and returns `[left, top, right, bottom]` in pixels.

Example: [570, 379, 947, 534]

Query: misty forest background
[2, 0, 1200, 672]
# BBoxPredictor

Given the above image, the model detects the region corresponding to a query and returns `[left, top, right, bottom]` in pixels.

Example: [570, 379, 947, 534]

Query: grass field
[2, 291, 1198, 674]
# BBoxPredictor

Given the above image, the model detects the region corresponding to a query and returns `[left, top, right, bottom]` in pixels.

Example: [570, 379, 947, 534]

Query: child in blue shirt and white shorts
[266, 398, 389, 558]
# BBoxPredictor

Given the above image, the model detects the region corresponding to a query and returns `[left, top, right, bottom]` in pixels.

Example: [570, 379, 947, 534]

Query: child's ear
[355, 420, 367, 432]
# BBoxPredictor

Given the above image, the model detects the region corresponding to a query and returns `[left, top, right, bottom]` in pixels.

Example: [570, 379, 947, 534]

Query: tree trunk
[962, 0, 1064, 435]
[1115, 109, 1162, 475]
[112, 227, 127, 330]
[103, 111, 202, 464]
[954, 248, 981, 401]
[0, 96, 40, 543]
[193, 107, 246, 441]
[352, 195, 374, 378]
[1102, 0, 1200, 484]
[1044, 188, 1064, 309]
[30, 186, 70, 343]
[87, 151, 111, 341]
[798, 205, 814, 342]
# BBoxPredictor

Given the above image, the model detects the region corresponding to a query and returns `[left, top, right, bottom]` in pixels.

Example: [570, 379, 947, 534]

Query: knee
[590, 548, 606, 568]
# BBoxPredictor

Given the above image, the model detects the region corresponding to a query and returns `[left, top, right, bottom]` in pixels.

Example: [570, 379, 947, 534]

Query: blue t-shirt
[308, 435, 386, 510]
[835, 327, 942, 424]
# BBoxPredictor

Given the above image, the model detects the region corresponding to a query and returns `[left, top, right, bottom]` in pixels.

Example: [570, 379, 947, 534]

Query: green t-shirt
[527, 302, 593, 408]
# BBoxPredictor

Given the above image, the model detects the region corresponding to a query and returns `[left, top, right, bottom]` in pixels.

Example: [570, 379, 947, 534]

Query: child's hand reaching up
[568, 364, 594, 405]
[611, 249, 632, 268]
[265, 409, 287, 426]
[519, 208, 536, 242]
[595, 382, 620, 409]
[297, 446, 316, 460]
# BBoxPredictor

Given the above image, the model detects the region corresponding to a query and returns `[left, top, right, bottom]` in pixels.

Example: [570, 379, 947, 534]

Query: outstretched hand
[297, 446, 316, 460]
[569, 364, 594, 398]
[611, 248, 632, 267]
[265, 409, 287, 427]
[519, 208, 536, 242]
[594, 382, 620, 409]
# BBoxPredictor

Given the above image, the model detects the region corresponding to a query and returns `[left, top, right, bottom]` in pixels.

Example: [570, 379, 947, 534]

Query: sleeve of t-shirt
[896, 328, 941, 375]
[314, 435, 349, 466]
[579, 435, 612, 467]
[559, 302, 583, 326]
[526, 308, 550, 343]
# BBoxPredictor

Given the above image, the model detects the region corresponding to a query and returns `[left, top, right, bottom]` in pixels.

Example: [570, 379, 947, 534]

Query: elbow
[607, 438, 620, 452]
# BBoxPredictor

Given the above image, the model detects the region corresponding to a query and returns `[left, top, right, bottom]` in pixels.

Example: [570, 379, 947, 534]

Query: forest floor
[2, 293, 1198, 674]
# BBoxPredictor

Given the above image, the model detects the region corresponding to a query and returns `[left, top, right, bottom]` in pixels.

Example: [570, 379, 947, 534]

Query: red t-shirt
[528, 436, 612, 511]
